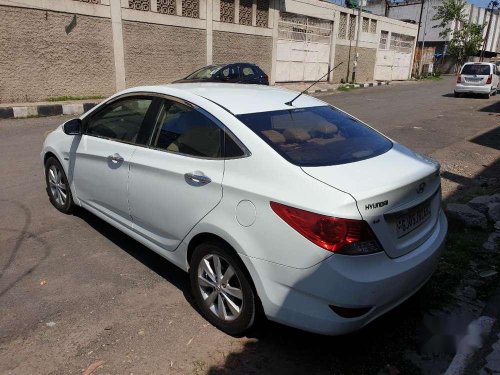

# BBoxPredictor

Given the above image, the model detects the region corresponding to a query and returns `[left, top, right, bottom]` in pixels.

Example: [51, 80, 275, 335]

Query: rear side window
[237, 106, 392, 166]
[152, 101, 222, 157]
[86, 97, 154, 144]
[461, 64, 491, 75]
[241, 65, 257, 77]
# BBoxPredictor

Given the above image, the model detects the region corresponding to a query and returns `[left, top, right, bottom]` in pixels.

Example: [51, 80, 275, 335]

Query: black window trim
[82, 91, 251, 160]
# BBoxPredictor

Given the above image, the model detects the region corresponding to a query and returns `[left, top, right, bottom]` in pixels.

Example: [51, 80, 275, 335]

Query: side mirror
[63, 118, 82, 135]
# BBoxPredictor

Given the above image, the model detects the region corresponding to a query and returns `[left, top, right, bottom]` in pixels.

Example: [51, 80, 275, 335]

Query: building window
[239, 0, 253, 26]
[256, 0, 269, 27]
[75, 0, 101, 3]
[390, 33, 414, 53]
[158, 0, 176, 14]
[220, 0, 235, 23]
[370, 19, 377, 33]
[362, 17, 369, 32]
[348, 15, 356, 40]
[182, 0, 199, 18]
[379, 30, 388, 49]
[338, 12, 347, 39]
[129, 0, 150, 11]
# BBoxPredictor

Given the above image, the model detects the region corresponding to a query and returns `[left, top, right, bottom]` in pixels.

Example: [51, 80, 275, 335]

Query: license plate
[396, 203, 431, 238]
[466, 77, 482, 82]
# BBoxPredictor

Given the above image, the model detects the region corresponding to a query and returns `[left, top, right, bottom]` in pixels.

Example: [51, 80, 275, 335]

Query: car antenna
[285, 62, 344, 107]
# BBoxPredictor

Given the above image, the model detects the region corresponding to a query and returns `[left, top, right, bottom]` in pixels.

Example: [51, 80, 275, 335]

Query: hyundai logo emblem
[417, 182, 426, 194]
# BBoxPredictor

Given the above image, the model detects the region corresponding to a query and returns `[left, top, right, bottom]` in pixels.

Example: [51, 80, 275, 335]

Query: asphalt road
[0, 76, 499, 375]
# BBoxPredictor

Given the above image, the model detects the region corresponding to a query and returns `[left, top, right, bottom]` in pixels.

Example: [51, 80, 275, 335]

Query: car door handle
[184, 172, 211, 185]
[108, 153, 124, 163]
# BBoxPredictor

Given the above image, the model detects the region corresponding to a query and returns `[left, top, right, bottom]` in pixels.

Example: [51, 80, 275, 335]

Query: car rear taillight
[486, 74, 492, 84]
[270, 202, 381, 255]
[457, 75, 461, 83]
[264, 74, 269, 83]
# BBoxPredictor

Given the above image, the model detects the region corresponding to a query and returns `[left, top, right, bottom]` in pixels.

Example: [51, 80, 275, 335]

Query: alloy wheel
[48, 164, 67, 207]
[197, 254, 243, 321]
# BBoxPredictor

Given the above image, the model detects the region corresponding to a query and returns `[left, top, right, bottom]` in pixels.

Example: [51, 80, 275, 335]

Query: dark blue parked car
[174, 63, 269, 85]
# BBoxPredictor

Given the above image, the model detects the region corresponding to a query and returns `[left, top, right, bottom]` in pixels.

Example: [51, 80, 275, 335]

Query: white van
[455, 62, 499, 98]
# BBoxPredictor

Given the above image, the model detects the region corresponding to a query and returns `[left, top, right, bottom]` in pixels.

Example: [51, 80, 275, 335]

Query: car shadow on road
[73, 209, 198, 311]
[204, 152, 500, 374]
[479, 101, 500, 113]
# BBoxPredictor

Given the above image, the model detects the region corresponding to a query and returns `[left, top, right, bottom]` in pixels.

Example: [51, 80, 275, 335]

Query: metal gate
[276, 13, 333, 82]
[374, 32, 414, 81]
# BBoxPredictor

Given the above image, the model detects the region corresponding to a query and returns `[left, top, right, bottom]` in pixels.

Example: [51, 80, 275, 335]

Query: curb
[0, 102, 99, 120]
[444, 285, 500, 375]
[307, 81, 390, 94]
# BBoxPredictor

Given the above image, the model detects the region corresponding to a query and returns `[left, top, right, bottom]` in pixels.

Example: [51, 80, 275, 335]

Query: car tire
[45, 156, 75, 214]
[189, 240, 258, 336]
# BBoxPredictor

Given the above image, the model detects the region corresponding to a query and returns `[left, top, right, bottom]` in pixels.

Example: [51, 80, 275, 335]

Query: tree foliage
[432, 0, 484, 65]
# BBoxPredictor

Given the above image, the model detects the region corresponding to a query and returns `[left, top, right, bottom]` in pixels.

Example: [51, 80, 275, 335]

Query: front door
[128, 98, 226, 251]
[72, 96, 158, 227]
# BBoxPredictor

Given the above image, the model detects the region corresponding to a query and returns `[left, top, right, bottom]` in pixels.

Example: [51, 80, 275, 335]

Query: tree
[432, 0, 484, 67]
[447, 23, 484, 66]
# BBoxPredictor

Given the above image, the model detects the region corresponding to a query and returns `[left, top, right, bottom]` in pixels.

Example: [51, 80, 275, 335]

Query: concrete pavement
[0, 76, 499, 374]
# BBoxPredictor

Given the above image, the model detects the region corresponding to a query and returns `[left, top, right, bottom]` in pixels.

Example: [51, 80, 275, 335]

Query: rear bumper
[455, 84, 493, 94]
[242, 209, 448, 335]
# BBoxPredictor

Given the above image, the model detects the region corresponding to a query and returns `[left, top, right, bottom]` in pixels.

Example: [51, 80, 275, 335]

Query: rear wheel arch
[186, 232, 262, 305]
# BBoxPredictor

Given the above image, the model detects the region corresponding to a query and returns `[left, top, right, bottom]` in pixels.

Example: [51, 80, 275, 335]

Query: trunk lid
[302, 143, 441, 258]
[460, 74, 489, 86]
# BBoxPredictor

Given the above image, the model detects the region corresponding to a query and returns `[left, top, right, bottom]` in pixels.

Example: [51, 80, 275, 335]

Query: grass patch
[47, 95, 104, 102]
[338, 84, 359, 92]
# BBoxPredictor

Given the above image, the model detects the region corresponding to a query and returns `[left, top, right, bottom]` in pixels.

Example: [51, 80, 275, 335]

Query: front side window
[86, 97, 154, 145]
[219, 65, 239, 80]
[461, 64, 491, 75]
[237, 106, 392, 166]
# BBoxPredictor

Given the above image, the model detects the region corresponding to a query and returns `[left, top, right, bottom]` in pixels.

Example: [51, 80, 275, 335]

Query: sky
[467, 0, 491, 6]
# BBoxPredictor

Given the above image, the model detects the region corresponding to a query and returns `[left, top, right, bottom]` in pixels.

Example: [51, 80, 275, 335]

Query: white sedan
[41, 83, 447, 335]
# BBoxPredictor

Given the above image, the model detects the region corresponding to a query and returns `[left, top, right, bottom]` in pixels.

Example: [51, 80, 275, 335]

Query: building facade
[366, 0, 500, 65]
[0, 0, 417, 102]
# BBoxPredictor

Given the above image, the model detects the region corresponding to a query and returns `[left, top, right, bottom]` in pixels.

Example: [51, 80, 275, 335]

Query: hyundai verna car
[41, 83, 447, 335]
[455, 62, 499, 98]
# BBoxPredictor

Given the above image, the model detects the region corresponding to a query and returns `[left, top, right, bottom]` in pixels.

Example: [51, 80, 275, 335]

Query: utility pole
[418, 0, 431, 76]
[413, 0, 425, 77]
[352, 0, 364, 83]
[480, 0, 499, 61]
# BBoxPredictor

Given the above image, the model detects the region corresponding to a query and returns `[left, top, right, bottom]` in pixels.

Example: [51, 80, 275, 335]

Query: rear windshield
[237, 106, 393, 167]
[461, 64, 491, 75]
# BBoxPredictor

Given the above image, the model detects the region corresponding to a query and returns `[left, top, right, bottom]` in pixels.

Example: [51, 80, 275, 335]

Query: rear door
[128, 98, 227, 251]
[460, 63, 491, 86]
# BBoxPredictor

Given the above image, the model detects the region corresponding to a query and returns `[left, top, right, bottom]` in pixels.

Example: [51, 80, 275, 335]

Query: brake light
[457, 75, 461, 83]
[264, 74, 269, 83]
[270, 202, 381, 255]
[486, 74, 492, 84]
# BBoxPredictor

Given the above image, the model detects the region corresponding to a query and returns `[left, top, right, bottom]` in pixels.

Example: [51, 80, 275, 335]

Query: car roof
[122, 83, 326, 115]
[463, 62, 493, 66]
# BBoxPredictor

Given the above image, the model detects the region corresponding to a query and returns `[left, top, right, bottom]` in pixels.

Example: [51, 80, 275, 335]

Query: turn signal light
[456, 75, 461, 83]
[270, 202, 382, 255]
[486, 74, 493, 84]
